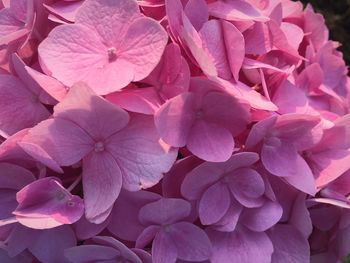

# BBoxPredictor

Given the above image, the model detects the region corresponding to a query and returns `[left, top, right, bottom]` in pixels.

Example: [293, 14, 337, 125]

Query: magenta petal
[184, 0, 208, 31]
[0, 75, 50, 136]
[181, 162, 224, 201]
[171, 222, 212, 262]
[74, 214, 111, 241]
[214, 199, 243, 232]
[187, 120, 234, 162]
[136, 225, 161, 249]
[152, 231, 177, 263]
[82, 151, 122, 224]
[313, 149, 350, 188]
[28, 225, 76, 263]
[54, 82, 130, 139]
[245, 115, 277, 149]
[201, 92, 250, 136]
[241, 200, 283, 232]
[139, 198, 191, 226]
[22, 118, 93, 166]
[14, 177, 84, 229]
[199, 182, 230, 225]
[108, 190, 160, 242]
[107, 114, 177, 191]
[262, 140, 308, 178]
[207, 227, 273, 263]
[268, 225, 310, 263]
[0, 163, 34, 190]
[228, 168, 265, 206]
[64, 245, 120, 262]
[17, 142, 63, 173]
[155, 92, 196, 147]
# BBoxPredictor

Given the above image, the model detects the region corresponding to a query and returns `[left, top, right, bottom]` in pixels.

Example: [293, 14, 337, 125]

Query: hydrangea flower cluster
[0, 0, 349, 262]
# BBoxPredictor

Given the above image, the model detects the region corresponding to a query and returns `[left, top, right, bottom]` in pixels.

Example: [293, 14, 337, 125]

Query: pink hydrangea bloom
[38, 0, 168, 95]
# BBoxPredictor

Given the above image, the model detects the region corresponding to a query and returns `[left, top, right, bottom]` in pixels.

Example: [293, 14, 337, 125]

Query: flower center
[107, 47, 117, 62]
[56, 191, 66, 201]
[94, 141, 105, 152]
[163, 224, 172, 233]
[195, 110, 204, 119]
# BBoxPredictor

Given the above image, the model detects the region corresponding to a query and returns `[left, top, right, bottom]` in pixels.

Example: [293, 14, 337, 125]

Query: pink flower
[13, 177, 84, 229]
[155, 78, 250, 162]
[20, 83, 177, 223]
[38, 0, 168, 95]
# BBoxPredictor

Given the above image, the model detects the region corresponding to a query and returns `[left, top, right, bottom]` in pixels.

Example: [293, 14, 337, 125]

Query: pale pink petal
[75, 0, 141, 46]
[313, 149, 350, 188]
[280, 22, 304, 51]
[106, 87, 162, 115]
[244, 22, 272, 55]
[208, 0, 269, 22]
[82, 151, 122, 223]
[38, 24, 110, 93]
[181, 13, 217, 77]
[118, 17, 168, 81]
[199, 182, 231, 225]
[44, 0, 83, 23]
[283, 166, 316, 196]
[273, 114, 321, 140]
[107, 114, 177, 191]
[199, 20, 232, 79]
[222, 20, 245, 80]
[24, 65, 67, 102]
[155, 92, 196, 147]
[17, 141, 64, 173]
[211, 77, 278, 111]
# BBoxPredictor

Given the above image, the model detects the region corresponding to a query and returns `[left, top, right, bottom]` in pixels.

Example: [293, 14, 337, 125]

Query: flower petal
[199, 182, 231, 225]
[82, 151, 122, 223]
